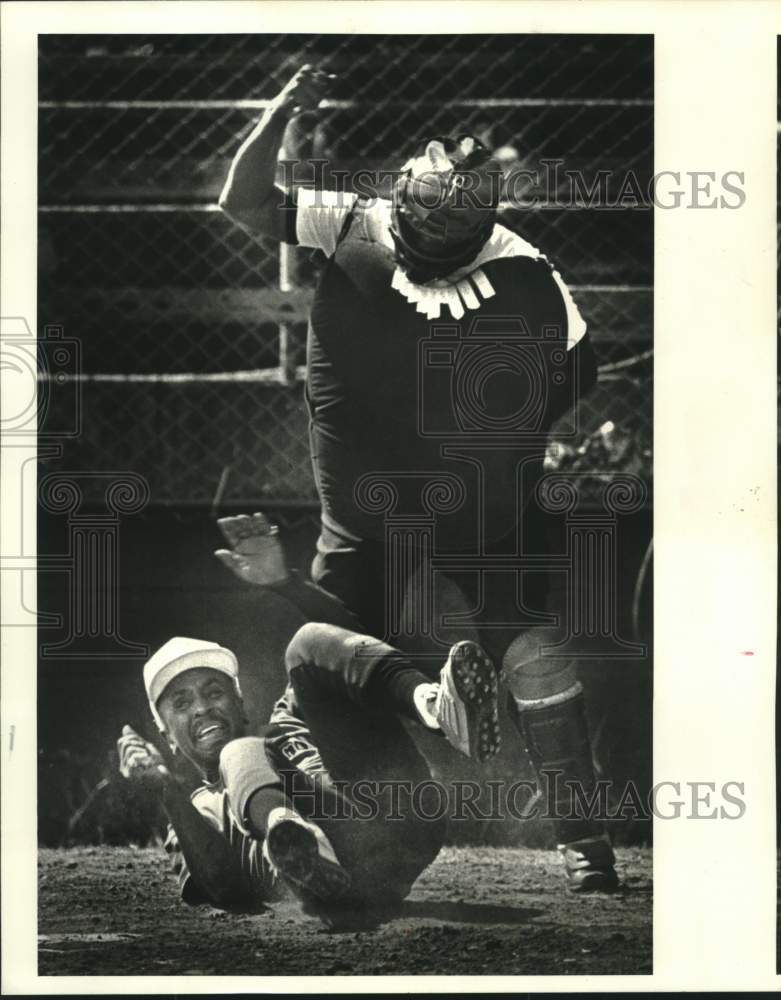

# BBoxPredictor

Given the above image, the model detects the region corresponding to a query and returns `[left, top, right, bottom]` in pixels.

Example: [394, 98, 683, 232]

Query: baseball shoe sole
[434, 640, 501, 762]
[265, 816, 352, 904]
[558, 833, 620, 893]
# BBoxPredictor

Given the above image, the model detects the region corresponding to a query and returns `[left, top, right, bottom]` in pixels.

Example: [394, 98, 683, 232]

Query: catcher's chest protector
[306, 238, 571, 546]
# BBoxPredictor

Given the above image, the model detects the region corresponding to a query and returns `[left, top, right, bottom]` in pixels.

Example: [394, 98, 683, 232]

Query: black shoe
[265, 812, 352, 905]
[558, 833, 620, 893]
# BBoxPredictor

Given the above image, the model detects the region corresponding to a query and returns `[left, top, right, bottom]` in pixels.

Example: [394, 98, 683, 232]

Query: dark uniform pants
[266, 623, 447, 904]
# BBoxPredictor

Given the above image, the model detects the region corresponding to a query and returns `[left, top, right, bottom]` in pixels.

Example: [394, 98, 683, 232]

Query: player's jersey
[163, 668, 347, 906]
[164, 782, 278, 906]
[265, 683, 329, 779]
[290, 190, 597, 548]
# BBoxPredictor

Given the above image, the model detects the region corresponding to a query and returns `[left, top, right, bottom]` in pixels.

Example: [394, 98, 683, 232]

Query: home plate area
[39, 845, 651, 976]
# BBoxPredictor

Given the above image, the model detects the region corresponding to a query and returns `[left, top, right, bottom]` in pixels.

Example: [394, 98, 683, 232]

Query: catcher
[219, 66, 616, 891]
[117, 568, 501, 920]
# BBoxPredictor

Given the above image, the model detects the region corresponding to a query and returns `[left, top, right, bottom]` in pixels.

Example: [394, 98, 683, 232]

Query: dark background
[36, 34, 653, 847]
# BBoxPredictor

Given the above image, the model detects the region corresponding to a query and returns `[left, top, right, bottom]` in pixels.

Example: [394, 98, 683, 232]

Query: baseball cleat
[265, 812, 352, 905]
[433, 640, 501, 762]
[558, 833, 619, 893]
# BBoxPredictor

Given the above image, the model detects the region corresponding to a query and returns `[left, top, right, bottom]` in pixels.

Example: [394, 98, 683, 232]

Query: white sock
[413, 682, 441, 730]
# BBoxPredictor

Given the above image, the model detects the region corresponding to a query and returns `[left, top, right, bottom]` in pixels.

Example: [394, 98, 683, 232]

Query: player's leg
[484, 524, 618, 893]
[266, 624, 434, 904]
[285, 621, 501, 767]
[503, 632, 618, 892]
[280, 623, 502, 901]
[445, 513, 618, 893]
[310, 518, 387, 637]
[518, 499, 617, 893]
[217, 736, 353, 905]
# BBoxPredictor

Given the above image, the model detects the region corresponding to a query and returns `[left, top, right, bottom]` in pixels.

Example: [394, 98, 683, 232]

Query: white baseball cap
[143, 636, 241, 729]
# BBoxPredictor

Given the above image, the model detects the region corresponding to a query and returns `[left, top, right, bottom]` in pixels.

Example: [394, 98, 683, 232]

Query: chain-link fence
[39, 34, 652, 508]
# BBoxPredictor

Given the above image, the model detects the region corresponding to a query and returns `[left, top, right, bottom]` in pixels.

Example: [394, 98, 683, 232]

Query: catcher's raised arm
[218, 64, 335, 241]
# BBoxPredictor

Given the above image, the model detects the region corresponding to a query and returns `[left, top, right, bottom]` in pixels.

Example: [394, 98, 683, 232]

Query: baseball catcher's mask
[390, 134, 502, 284]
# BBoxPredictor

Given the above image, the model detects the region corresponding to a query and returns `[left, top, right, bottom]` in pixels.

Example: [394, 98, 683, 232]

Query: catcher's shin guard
[512, 682, 618, 892]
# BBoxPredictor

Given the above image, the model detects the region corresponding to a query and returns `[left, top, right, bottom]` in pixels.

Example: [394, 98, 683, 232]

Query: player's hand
[271, 64, 336, 117]
[215, 512, 291, 587]
[117, 725, 171, 790]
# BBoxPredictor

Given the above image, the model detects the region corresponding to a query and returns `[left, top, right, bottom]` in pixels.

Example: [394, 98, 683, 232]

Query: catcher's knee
[502, 628, 577, 702]
[219, 737, 279, 824]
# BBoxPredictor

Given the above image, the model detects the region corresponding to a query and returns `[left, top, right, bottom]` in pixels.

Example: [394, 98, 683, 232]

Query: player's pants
[311, 516, 552, 668]
[223, 622, 447, 904]
[279, 622, 447, 902]
[311, 519, 605, 846]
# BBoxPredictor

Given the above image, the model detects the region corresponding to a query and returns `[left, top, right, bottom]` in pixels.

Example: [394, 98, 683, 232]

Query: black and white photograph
[32, 29, 653, 977]
[1, 1, 778, 993]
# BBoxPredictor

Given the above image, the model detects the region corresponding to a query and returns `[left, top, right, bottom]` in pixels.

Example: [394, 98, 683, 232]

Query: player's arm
[215, 513, 361, 629]
[117, 726, 251, 908]
[218, 65, 333, 240]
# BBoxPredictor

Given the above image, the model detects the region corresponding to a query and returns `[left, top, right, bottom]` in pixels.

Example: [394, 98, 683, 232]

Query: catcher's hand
[272, 64, 336, 117]
[117, 725, 170, 790]
[215, 512, 290, 587]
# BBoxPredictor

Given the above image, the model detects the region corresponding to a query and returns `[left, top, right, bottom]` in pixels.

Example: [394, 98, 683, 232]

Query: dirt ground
[39, 845, 652, 977]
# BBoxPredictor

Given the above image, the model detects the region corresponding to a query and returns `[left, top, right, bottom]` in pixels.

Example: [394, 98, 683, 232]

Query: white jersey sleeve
[295, 187, 359, 257]
[550, 268, 588, 351]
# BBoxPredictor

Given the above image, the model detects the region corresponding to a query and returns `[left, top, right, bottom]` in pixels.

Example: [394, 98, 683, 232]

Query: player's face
[157, 668, 246, 773]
